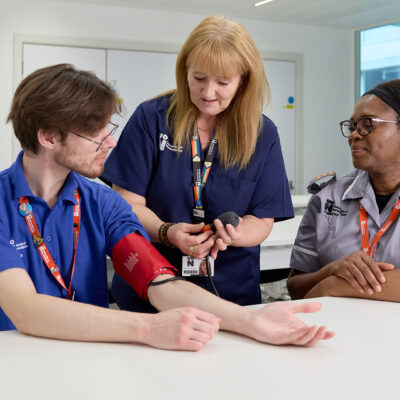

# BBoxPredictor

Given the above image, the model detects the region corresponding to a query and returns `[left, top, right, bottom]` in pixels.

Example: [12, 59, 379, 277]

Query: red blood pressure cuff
[112, 232, 178, 301]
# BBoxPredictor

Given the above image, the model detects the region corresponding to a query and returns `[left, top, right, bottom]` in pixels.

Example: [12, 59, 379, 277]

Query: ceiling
[53, 0, 400, 29]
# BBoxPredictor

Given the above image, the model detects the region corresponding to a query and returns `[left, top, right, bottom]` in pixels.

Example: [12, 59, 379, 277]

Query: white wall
[0, 0, 354, 191]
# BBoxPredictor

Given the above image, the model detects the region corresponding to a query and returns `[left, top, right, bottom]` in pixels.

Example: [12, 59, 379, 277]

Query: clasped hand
[329, 250, 394, 294]
[167, 218, 242, 259]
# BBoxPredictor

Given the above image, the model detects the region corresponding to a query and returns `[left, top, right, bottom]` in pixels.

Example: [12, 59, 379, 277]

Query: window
[358, 23, 400, 97]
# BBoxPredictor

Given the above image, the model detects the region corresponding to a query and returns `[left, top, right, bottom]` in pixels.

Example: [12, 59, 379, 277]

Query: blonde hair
[166, 15, 269, 169]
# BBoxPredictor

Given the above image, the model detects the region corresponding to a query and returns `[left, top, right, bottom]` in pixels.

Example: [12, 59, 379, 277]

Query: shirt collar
[342, 170, 371, 201]
[59, 172, 79, 204]
[342, 169, 400, 202]
[9, 150, 79, 205]
[9, 151, 34, 199]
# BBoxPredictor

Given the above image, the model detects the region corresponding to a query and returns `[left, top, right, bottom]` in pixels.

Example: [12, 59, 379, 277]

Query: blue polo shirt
[0, 151, 148, 330]
[103, 95, 293, 306]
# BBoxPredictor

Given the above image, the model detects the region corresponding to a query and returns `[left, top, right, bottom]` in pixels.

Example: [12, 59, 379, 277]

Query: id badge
[182, 256, 214, 276]
[193, 208, 205, 219]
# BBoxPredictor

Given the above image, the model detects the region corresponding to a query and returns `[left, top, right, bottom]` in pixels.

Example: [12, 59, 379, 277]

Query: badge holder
[182, 255, 219, 297]
[182, 256, 214, 277]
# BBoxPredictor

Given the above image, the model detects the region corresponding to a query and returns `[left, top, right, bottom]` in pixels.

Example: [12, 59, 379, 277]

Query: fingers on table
[291, 301, 322, 314]
[286, 325, 334, 346]
[294, 326, 332, 346]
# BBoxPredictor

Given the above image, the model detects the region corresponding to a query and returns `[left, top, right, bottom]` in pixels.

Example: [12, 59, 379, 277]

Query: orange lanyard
[359, 197, 400, 258]
[18, 190, 81, 300]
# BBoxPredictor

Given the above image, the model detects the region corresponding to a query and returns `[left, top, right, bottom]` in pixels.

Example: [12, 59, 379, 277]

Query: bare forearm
[232, 215, 273, 247]
[148, 276, 335, 347]
[8, 292, 150, 342]
[112, 185, 162, 241]
[306, 270, 400, 302]
[287, 265, 335, 300]
[130, 203, 163, 242]
[148, 278, 251, 335]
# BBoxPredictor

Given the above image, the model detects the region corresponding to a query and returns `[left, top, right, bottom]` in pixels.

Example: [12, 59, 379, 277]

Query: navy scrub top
[103, 95, 294, 306]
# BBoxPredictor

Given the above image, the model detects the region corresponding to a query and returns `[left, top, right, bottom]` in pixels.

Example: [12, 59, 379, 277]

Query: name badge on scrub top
[182, 256, 214, 277]
[193, 208, 205, 219]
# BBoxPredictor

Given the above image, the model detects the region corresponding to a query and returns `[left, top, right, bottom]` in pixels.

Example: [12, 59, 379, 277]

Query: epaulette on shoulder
[307, 171, 336, 194]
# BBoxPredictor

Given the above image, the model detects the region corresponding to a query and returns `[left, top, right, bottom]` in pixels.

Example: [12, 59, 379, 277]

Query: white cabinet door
[264, 60, 296, 191]
[23, 43, 106, 79]
[106, 49, 177, 139]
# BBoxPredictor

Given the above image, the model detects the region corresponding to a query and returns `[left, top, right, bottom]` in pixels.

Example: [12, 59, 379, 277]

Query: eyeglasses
[69, 122, 119, 151]
[340, 117, 400, 138]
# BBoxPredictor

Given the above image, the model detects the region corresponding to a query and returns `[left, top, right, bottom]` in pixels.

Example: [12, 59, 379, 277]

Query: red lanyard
[359, 197, 400, 258]
[18, 190, 81, 300]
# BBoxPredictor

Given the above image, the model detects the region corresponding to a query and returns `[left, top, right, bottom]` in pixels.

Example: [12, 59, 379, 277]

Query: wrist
[124, 311, 150, 345]
[310, 276, 336, 298]
[220, 304, 254, 336]
[322, 261, 337, 279]
[134, 312, 160, 346]
[158, 222, 176, 248]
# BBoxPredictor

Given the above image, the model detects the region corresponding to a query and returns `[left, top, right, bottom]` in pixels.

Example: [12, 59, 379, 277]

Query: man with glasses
[0, 63, 333, 349]
[287, 79, 400, 302]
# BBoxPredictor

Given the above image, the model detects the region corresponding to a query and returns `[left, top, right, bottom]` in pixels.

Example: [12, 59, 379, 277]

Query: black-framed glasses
[340, 117, 400, 138]
[69, 122, 119, 151]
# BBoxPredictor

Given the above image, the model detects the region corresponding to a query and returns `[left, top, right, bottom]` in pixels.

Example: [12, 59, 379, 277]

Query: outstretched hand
[245, 301, 334, 346]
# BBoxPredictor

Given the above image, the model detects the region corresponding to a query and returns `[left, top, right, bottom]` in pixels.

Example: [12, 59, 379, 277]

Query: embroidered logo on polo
[324, 199, 348, 216]
[9, 239, 28, 252]
[159, 133, 183, 153]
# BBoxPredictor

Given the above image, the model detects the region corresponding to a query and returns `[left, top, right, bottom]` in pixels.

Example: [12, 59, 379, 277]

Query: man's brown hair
[7, 63, 120, 153]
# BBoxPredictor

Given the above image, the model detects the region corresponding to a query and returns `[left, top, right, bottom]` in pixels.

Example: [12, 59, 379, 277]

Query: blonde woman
[103, 15, 293, 311]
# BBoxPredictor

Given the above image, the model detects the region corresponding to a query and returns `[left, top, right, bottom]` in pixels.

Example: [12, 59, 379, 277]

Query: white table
[1, 297, 399, 400]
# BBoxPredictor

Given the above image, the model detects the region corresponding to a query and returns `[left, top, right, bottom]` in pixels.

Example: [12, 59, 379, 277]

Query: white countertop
[261, 215, 302, 247]
[291, 194, 311, 208]
[1, 297, 399, 400]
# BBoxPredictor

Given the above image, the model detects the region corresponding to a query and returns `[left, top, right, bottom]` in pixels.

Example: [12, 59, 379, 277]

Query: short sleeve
[248, 119, 294, 221]
[100, 187, 150, 256]
[290, 195, 323, 272]
[102, 102, 157, 196]
[0, 234, 25, 273]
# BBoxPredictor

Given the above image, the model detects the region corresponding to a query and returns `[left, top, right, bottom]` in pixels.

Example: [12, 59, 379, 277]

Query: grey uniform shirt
[290, 169, 400, 272]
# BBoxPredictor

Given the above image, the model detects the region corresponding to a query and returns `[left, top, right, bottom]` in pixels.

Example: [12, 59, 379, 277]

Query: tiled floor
[261, 279, 291, 303]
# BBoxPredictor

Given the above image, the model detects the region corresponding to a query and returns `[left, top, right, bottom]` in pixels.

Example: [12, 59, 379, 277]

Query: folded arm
[288, 250, 394, 300]
[287, 266, 336, 300]
[305, 269, 400, 302]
